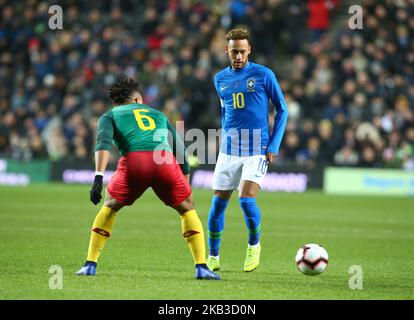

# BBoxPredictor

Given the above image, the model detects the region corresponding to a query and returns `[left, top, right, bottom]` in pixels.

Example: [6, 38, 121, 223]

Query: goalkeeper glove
[90, 175, 103, 205]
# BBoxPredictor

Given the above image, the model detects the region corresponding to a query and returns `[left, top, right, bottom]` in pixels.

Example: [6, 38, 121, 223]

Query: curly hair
[108, 78, 140, 105]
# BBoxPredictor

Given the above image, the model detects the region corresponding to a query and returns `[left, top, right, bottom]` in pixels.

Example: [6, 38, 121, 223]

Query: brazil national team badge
[247, 78, 255, 91]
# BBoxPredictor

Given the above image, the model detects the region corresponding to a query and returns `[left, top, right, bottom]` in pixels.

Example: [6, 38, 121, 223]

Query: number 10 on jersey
[232, 93, 245, 109]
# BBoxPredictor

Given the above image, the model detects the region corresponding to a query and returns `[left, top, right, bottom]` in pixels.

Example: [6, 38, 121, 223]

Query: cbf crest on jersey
[247, 78, 255, 92]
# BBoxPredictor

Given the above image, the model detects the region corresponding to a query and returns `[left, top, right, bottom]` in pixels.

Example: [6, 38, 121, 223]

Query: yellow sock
[180, 210, 206, 265]
[86, 205, 116, 263]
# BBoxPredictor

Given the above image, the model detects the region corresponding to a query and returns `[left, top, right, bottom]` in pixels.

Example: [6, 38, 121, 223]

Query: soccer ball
[295, 244, 329, 276]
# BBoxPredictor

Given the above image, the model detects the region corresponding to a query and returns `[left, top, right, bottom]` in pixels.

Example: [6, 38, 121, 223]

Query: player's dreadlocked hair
[225, 28, 249, 43]
[108, 78, 139, 105]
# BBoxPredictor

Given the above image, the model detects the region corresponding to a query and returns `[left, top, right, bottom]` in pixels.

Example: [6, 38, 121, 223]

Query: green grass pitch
[0, 184, 413, 300]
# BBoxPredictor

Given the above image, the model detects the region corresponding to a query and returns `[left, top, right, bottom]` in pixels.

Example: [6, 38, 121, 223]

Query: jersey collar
[229, 61, 251, 73]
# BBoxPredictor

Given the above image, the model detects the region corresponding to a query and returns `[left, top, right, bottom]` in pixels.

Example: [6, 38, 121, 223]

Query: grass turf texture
[0, 184, 413, 300]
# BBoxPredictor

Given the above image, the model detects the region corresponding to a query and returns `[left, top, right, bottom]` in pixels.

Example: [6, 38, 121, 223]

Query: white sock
[248, 242, 260, 248]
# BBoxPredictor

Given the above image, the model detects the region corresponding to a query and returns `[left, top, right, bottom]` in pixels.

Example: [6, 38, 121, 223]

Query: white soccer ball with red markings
[295, 244, 329, 276]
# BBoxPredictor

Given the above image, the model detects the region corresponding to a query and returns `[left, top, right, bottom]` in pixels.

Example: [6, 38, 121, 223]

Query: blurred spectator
[307, 0, 337, 43]
[323, 94, 344, 120]
[0, 0, 412, 172]
[306, 136, 322, 165]
[285, 94, 301, 122]
[284, 0, 307, 53]
[230, 0, 254, 25]
[355, 122, 381, 146]
[359, 145, 380, 168]
[317, 119, 338, 162]
[283, 131, 300, 161]
[334, 145, 359, 166]
[9, 130, 31, 160]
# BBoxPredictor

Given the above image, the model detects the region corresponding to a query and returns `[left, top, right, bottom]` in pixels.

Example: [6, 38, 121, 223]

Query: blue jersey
[214, 62, 288, 156]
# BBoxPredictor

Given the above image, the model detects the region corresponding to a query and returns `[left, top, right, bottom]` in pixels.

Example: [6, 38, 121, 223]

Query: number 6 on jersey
[133, 109, 156, 131]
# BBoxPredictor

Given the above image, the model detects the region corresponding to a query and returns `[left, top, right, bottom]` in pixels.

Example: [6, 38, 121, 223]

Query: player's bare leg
[239, 180, 262, 271]
[172, 195, 220, 280]
[172, 193, 194, 214]
[239, 180, 259, 198]
[214, 190, 233, 200]
[104, 190, 124, 212]
[76, 190, 122, 276]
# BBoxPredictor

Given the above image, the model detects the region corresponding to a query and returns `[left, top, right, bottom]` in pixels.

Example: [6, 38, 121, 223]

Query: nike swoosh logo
[220, 86, 229, 91]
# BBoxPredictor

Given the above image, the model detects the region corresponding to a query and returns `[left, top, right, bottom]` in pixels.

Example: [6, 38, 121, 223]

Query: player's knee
[214, 190, 232, 200]
[182, 196, 195, 210]
[239, 180, 260, 198]
[104, 199, 123, 212]
[240, 191, 256, 198]
[173, 196, 194, 214]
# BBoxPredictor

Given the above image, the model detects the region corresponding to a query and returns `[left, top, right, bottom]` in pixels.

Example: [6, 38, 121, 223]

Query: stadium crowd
[0, 0, 413, 170]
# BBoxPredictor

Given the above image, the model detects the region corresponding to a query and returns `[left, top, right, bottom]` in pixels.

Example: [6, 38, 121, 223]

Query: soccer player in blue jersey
[207, 28, 288, 272]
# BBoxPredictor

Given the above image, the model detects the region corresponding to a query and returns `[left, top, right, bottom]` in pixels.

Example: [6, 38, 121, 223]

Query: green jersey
[95, 103, 190, 174]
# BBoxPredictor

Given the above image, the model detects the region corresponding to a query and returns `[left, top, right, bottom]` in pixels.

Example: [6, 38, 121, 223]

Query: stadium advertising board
[51, 162, 323, 192]
[51, 161, 116, 184]
[324, 167, 414, 197]
[191, 164, 323, 192]
[0, 159, 50, 186]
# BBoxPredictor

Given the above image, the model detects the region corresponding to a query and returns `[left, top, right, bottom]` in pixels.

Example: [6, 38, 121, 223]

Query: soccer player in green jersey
[75, 78, 220, 280]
